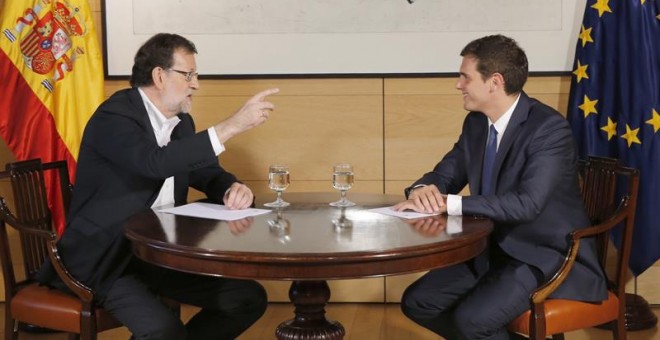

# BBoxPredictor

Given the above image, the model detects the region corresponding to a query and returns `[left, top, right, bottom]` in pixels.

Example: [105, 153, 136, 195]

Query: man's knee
[400, 285, 444, 322]
[400, 285, 421, 320]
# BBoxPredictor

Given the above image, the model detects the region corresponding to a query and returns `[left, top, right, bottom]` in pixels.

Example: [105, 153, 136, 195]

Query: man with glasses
[37, 33, 278, 340]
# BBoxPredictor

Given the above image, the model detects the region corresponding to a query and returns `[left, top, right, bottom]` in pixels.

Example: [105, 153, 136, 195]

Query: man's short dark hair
[460, 35, 528, 95]
[129, 33, 198, 87]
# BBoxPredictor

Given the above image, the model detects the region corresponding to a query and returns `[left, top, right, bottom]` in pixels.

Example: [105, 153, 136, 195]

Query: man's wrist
[214, 122, 239, 144]
[405, 184, 427, 198]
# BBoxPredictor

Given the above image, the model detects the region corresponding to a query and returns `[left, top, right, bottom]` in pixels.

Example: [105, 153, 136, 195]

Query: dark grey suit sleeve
[175, 113, 239, 202]
[86, 109, 219, 180]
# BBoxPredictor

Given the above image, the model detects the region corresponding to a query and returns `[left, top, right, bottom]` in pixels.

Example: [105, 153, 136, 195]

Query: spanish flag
[0, 0, 103, 234]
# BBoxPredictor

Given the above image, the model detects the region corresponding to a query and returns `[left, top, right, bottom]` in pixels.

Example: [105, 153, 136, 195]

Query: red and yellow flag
[0, 0, 103, 234]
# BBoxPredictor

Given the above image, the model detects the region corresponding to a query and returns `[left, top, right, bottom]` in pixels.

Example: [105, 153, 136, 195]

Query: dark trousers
[103, 260, 267, 340]
[401, 249, 543, 340]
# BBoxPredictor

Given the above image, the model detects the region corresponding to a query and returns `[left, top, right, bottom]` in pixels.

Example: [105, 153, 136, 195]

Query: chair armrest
[0, 198, 57, 240]
[529, 197, 630, 304]
[0, 198, 95, 302]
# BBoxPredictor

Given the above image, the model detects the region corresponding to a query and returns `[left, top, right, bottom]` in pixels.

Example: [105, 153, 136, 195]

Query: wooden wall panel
[259, 278, 385, 303]
[384, 93, 463, 181]
[194, 93, 383, 181]
[190, 180, 384, 201]
[385, 273, 427, 303]
[104, 78, 383, 97]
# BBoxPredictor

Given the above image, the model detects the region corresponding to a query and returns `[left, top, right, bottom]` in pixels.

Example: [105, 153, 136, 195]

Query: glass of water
[329, 163, 356, 207]
[264, 165, 290, 207]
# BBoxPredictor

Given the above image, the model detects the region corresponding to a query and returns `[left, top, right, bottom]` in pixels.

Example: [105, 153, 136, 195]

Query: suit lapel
[127, 87, 158, 145]
[468, 114, 489, 195]
[172, 113, 194, 139]
[172, 113, 195, 204]
[492, 92, 532, 183]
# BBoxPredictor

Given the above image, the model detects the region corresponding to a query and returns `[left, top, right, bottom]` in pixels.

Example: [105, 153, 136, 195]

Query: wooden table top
[124, 192, 492, 280]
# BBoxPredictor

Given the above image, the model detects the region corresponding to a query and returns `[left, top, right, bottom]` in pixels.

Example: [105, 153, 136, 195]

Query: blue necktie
[481, 125, 498, 195]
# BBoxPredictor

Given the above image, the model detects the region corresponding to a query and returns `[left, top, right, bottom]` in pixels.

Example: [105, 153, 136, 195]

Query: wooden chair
[508, 156, 639, 340]
[0, 159, 121, 340]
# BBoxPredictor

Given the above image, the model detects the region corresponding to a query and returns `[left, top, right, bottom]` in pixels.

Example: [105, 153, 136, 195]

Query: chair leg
[68, 334, 81, 340]
[552, 334, 565, 340]
[5, 312, 17, 340]
[5, 316, 18, 340]
[80, 315, 97, 340]
[613, 318, 626, 340]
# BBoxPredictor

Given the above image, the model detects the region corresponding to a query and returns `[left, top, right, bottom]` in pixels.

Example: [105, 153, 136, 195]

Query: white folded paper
[158, 202, 271, 221]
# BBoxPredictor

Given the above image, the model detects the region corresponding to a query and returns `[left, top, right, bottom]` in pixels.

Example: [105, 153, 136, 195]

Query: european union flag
[567, 0, 660, 276]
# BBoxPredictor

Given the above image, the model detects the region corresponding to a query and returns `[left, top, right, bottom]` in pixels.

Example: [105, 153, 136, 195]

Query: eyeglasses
[167, 68, 199, 82]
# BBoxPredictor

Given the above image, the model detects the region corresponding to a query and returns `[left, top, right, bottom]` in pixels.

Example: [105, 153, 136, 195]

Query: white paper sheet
[368, 206, 441, 219]
[158, 202, 271, 221]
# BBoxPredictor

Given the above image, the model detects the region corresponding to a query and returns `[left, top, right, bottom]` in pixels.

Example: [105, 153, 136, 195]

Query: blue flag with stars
[567, 0, 660, 276]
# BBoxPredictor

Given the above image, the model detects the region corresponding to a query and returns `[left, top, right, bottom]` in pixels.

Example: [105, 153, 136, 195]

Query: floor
[1, 303, 658, 339]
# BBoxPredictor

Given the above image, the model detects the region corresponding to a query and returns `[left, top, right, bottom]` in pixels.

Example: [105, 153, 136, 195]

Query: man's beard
[178, 98, 193, 114]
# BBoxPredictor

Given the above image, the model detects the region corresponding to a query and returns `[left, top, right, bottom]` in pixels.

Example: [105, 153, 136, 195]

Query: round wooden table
[124, 192, 492, 339]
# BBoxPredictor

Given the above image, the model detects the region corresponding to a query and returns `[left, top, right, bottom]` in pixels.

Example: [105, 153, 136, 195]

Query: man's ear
[152, 67, 165, 89]
[490, 73, 505, 93]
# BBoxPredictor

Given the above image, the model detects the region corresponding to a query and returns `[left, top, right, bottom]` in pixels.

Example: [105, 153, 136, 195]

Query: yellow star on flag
[579, 25, 594, 47]
[621, 124, 642, 147]
[592, 0, 613, 17]
[600, 117, 618, 140]
[646, 108, 660, 133]
[578, 95, 598, 118]
[573, 61, 589, 83]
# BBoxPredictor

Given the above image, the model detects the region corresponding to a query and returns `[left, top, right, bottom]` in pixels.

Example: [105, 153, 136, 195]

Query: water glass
[264, 165, 290, 207]
[329, 163, 356, 207]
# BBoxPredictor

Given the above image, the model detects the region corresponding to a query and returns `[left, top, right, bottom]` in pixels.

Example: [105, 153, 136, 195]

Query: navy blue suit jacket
[409, 92, 607, 302]
[38, 88, 239, 301]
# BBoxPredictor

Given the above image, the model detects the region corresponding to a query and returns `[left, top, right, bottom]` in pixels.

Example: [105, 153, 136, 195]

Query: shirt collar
[137, 87, 181, 132]
[488, 93, 521, 135]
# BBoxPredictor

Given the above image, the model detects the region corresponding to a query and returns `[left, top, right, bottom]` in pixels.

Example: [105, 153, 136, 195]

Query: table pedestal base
[275, 280, 346, 340]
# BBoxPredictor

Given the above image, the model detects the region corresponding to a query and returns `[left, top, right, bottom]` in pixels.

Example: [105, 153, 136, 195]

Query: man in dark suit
[37, 33, 278, 340]
[394, 35, 607, 340]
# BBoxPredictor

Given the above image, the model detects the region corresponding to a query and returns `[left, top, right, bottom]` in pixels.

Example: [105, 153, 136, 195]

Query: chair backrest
[577, 156, 639, 299]
[0, 159, 72, 286]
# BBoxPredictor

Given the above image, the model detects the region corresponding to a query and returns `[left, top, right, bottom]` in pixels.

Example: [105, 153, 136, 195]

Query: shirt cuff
[207, 127, 226, 155]
[446, 194, 462, 216]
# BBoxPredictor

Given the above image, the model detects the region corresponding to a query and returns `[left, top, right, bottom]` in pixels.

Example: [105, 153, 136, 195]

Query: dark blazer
[38, 88, 239, 301]
[408, 92, 607, 302]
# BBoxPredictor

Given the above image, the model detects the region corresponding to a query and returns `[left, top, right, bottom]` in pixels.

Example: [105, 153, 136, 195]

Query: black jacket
[37, 88, 238, 302]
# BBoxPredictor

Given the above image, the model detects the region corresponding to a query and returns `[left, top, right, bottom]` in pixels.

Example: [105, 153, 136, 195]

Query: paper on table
[368, 206, 441, 219]
[158, 202, 271, 221]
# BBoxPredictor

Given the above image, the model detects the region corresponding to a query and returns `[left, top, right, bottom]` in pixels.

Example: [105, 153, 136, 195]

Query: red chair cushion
[10, 283, 120, 333]
[508, 291, 619, 336]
